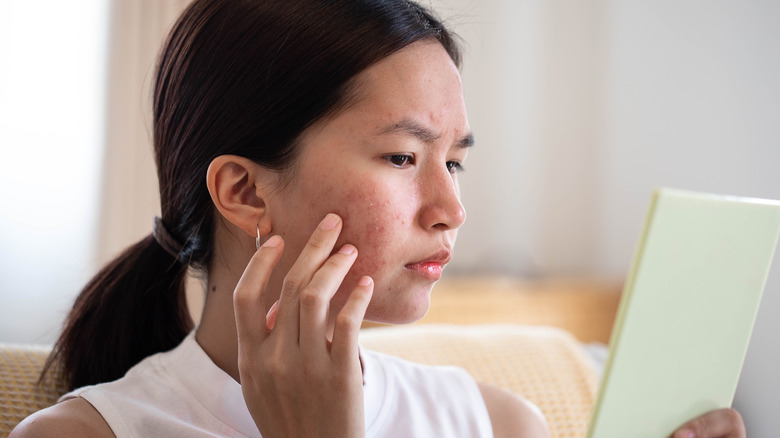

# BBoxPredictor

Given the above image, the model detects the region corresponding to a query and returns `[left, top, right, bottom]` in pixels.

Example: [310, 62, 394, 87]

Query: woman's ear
[206, 155, 275, 238]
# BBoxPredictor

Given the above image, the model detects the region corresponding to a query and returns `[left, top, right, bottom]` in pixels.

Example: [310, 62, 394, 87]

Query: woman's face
[265, 40, 470, 324]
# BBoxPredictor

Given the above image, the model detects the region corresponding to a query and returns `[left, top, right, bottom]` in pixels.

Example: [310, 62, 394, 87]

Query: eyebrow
[379, 119, 474, 148]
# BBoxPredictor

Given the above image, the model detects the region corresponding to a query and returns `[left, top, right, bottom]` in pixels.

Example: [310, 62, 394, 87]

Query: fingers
[234, 235, 285, 342]
[274, 213, 343, 343]
[673, 408, 745, 438]
[299, 243, 359, 353]
[331, 276, 373, 363]
[243, 213, 366, 364]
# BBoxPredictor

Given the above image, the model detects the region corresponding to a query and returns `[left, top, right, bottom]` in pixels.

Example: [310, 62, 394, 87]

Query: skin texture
[10, 40, 746, 438]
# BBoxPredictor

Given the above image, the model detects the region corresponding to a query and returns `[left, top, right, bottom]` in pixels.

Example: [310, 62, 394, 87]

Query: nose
[417, 166, 467, 231]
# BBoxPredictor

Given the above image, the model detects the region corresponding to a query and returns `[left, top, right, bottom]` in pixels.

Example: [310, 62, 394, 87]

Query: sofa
[0, 277, 619, 438]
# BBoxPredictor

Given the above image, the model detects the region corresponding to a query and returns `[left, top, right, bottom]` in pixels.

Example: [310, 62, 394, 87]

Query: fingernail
[320, 213, 340, 230]
[266, 300, 279, 317]
[358, 276, 373, 287]
[675, 429, 695, 438]
[265, 300, 279, 330]
[261, 235, 282, 248]
[338, 244, 356, 255]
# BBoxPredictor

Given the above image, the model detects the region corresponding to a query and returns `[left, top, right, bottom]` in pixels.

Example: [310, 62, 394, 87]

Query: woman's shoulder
[477, 382, 551, 438]
[9, 398, 114, 438]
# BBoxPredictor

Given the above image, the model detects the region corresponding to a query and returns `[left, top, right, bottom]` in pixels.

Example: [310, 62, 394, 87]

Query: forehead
[348, 39, 466, 123]
[291, 39, 470, 171]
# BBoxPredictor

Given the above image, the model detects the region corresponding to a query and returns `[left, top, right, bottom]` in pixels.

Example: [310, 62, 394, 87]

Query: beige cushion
[0, 344, 66, 436]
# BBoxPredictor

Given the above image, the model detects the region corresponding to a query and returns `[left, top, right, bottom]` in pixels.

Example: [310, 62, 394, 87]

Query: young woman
[13, 1, 745, 437]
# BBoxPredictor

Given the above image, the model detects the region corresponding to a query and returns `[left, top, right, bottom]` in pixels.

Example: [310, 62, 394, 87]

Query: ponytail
[42, 235, 192, 391]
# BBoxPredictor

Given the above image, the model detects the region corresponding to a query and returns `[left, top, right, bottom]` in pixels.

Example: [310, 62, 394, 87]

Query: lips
[404, 249, 452, 280]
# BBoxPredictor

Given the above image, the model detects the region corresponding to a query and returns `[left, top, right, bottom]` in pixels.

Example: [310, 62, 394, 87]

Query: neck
[194, 223, 261, 382]
[195, 267, 244, 381]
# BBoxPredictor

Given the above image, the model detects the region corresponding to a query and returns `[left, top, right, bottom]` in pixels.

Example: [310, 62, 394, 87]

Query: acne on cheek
[334, 184, 399, 279]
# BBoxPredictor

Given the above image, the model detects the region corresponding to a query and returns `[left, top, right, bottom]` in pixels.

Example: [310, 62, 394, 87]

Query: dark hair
[43, 0, 461, 391]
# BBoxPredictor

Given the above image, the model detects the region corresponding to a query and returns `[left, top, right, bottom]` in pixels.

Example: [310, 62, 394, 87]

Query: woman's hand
[671, 408, 746, 438]
[233, 213, 373, 438]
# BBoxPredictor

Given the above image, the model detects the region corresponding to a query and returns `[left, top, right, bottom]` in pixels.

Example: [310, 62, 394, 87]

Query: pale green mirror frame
[587, 189, 780, 438]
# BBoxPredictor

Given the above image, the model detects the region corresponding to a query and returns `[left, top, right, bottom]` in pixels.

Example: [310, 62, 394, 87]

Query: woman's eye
[446, 160, 464, 174]
[385, 155, 414, 167]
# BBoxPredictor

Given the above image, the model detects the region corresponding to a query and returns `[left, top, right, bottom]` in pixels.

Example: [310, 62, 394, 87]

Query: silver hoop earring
[256, 225, 261, 250]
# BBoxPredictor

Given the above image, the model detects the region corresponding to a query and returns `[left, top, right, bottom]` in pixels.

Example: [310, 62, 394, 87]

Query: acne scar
[338, 183, 396, 276]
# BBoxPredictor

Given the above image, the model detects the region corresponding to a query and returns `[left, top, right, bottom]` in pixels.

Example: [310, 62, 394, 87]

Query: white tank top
[60, 332, 493, 437]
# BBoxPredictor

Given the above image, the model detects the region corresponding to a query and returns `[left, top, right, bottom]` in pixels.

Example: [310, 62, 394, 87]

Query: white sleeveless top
[60, 332, 493, 437]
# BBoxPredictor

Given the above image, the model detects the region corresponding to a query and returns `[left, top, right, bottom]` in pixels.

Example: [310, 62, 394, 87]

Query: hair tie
[153, 216, 184, 259]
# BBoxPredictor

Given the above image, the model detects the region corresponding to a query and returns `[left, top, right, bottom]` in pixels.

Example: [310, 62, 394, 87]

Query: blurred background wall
[1, 0, 778, 433]
[1, 0, 109, 346]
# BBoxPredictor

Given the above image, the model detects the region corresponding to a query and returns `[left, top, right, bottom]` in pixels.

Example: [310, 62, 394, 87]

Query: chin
[364, 283, 433, 325]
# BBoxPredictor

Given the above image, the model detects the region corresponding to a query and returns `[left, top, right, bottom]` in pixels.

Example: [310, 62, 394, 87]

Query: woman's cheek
[336, 182, 409, 279]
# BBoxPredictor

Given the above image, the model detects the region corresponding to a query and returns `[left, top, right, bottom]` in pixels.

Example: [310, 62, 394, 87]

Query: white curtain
[96, 0, 192, 265]
[434, 0, 780, 279]
[0, 1, 108, 344]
